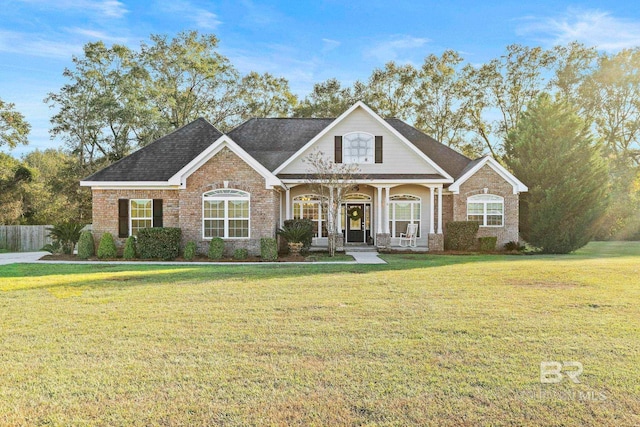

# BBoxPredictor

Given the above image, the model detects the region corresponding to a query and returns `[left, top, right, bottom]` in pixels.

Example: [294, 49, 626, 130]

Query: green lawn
[0, 242, 639, 426]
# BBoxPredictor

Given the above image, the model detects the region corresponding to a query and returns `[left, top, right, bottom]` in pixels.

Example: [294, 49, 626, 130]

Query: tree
[0, 97, 30, 149]
[294, 78, 367, 118]
[0, 153, 33, 224]
[364, 62, 418, 121]
[303, 150, 360, 256]
[238, 72, 298, 121]
[505, 93, 609, 253]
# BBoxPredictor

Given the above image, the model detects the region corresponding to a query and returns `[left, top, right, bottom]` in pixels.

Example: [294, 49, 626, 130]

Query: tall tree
[238, 72, 298, 121]
[0, 98, 30, 149]
[364, 62, 418, 121]
[294, 78, 367, 118]
[0, 153, 33, 224]
[505, 94, 609, 253]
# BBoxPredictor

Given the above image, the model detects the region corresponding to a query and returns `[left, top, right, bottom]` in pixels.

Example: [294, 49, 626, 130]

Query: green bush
[137, 228, 181, 260]
[97, 233, 117, 259]
[123, 236, 137, 259]
[444, 221, 480, 251]
[233, 248, 248, 260]
[260, 238, 278, 261]
[77, 231, 95, 259]
[279, 219, 314, 248]
[208, 237, 224, 260]
[46, 222, 85, 254]
[183, 241, 197, 261]
[478, 236, 497, 252]
[503, 241, 524, 251]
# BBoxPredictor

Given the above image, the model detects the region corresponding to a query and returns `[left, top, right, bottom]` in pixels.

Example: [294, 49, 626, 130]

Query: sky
[1, 0, 640, 157]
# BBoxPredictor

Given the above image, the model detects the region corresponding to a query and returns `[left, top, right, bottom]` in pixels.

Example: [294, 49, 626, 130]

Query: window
[293, 195, 327, 237]
[389, 195, 421, 237]
[467, 194, 504, 227]
[130, 199, 153, 235]
[343, 132, 374, 164]
[203, 189, 250, 238]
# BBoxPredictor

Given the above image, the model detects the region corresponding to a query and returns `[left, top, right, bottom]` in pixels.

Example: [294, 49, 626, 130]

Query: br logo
[540, 361, 583, 384]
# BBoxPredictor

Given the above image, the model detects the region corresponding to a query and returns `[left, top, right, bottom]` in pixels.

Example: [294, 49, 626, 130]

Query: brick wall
[451, 164, 520, 247]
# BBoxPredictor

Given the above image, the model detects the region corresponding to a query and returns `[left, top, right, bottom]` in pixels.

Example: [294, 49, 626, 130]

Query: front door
[346, 203, 365, 243]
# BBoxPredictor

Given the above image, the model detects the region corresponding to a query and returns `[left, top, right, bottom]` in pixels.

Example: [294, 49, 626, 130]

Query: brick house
[81, 102, 527, 254]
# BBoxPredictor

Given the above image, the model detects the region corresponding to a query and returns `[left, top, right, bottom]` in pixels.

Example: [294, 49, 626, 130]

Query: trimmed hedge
[444, 221, 479, 251]
[283, 219, 314, 248]
[77, 231, 95, 259]
[260, 238, 278, 261]
[123, 236, 137, 259]
[137, 228, 181, 260]
[208, 237, 224, 260]
[233, 248, 248, 260]
[97, 233, 117, 259]
[478, 236, 497, 252]
[183, 241, 197, 261]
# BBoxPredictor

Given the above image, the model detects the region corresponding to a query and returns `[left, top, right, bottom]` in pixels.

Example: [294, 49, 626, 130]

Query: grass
[0, 241, 638, 426]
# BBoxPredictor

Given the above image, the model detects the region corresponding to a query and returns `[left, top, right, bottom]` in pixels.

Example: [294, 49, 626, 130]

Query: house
[80, 102, 527, 255]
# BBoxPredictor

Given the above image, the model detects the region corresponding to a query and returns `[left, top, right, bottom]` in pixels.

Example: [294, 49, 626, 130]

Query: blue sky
[2, 0, 640, 156]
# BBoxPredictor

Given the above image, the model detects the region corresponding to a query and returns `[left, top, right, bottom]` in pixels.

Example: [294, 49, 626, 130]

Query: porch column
[376, 186, 383, 234]
[285, 188, 291, 219]
[429, 186, 435, 234]
[384, 186, 390, 234]
[437, 185, 443, 234]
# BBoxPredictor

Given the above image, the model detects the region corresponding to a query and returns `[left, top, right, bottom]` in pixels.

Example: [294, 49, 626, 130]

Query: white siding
[279, 107, 439, 174]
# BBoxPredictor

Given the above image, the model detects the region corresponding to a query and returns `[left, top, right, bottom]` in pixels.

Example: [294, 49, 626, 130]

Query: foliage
[294, 78, 366, 118]
[0, 97, 30, 148]
[239, 71, 297, 121]
[505, 94, 609, 253]
[77, 231, 95, 259]
[136, 228, 181, 260]
[278, 220, 314, 246]
[208, 237, 224, 260]
[123, 236, 137, 260]
[183, 241, 197, 261]
[478, 236, 497, 252]
[233, 248, 248, 260]
[41, 241, 62, 254]
[46, 222, 84, 255]
[97, 232, 117, 259]
[503, 241, 524, 252]
[260, 238, 278, 261]
[0, 154, 33, 224]
[444, 221, 480, 251]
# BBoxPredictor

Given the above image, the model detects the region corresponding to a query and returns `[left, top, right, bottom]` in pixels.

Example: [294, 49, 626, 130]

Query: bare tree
[303, 150, 361, 256]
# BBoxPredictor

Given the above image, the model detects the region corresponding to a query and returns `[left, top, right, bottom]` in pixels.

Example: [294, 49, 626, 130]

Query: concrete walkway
[0, 251, 387, 266]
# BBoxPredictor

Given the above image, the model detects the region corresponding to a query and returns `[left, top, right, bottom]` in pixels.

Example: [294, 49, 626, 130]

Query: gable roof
[82, 118, 223, 183]
[448, 155, 528, 194]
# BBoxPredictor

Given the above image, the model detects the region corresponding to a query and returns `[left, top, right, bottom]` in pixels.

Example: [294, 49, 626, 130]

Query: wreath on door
[347, 206, 363, 221]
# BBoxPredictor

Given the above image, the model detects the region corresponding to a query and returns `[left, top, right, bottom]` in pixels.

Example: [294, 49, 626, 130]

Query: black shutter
[153, 199, 163, 228]
[375, 136, 383, 163]
[118, 199, 129, 238]
[334, 136, 343, 163]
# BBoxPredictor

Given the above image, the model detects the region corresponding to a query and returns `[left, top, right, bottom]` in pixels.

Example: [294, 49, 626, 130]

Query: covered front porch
[279, 181, 446, 251]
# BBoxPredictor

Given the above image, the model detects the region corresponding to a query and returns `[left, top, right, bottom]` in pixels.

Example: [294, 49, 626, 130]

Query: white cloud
[0, 30, 82, 59]
[366, 35, 430, 63]
[16, 0, 128, 19]
[517, 8, 640, 51]
[157, 0, 222, 30]
[321, 38, 341, 53]
[66, 28, 130, 44]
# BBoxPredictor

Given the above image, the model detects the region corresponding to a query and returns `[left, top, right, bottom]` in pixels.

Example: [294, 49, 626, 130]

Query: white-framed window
[130, 199, 153, 236]
[203, 189, 250, 239]
[467, 194, 504, 227]
[293, 195, 327, 237]
[389, 195, 421, 238]
[343, 132, 374, 164]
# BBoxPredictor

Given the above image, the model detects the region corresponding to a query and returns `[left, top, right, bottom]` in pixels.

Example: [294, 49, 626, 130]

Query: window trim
[129, 199, 153, 236]
[202, 189, 251, 239]
[342, 132, 375, 164]
[467, 194, 504, 227]
[389, 194, 421, 238]
[292, 194, 326, 238]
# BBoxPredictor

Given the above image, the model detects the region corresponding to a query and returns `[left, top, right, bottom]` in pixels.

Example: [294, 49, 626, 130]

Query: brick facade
[91, 147, 280, 256]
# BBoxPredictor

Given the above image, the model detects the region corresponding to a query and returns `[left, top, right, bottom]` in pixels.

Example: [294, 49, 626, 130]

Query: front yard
[0, 242, 638, 426]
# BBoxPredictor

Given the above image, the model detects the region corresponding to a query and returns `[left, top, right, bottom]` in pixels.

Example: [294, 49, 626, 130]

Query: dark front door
[346, 203, 365, 243]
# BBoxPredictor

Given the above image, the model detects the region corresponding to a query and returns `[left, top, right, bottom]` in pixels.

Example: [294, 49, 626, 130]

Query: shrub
[183, 241, 197, 261]
[279, 219, 314, 247]
[137, 228, 181, 260]
[123, 236, 137, 260]
[46, 222, 85, 254]
[208, 237, 224, 260]
[260, 238, 278, 261]
[444, 221, 479, 251]
[478, 236, 497, 252]
[233, 248, 248, 260]
[504, 241, 524, 251]
[97, 233, 117, 259]
[77, 231, 95, 259]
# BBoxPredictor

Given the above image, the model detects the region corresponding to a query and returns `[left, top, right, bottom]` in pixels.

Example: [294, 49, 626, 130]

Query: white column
[384, 186, 390, 234]
[285, 188, 291, 219]
[437, 185, 443, 234]
[429, 186, 435, 234]
[376, 186, 382, 234]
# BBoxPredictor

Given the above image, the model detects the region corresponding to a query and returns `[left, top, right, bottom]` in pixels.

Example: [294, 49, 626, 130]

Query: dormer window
[343, 132, 374, 164]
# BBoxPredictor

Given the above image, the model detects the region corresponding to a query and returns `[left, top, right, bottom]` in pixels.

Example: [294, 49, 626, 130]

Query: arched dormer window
[343, 132, 374, 164]
[203, 189, 250, 238]
[467, 194, 503, 227]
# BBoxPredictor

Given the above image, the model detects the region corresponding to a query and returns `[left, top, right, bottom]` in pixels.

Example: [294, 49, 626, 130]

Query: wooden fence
[0, 225, 53, 252]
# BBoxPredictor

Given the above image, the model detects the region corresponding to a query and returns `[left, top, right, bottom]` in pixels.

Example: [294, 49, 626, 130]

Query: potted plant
[277, 222, 312, 254]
